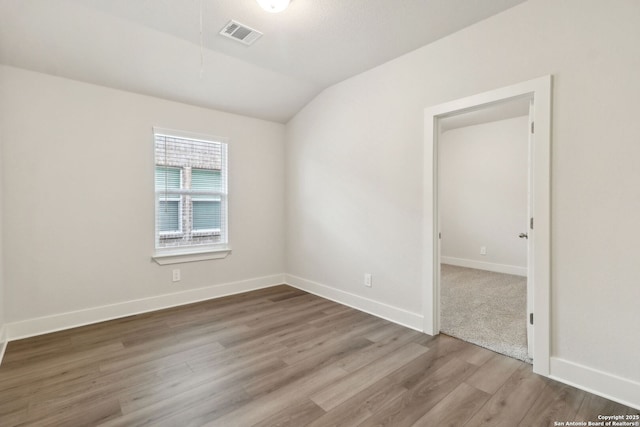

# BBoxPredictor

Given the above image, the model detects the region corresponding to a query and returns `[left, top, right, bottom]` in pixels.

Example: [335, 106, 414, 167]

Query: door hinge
[531, 121, 535, 134]
[529, 313, 534, 325]
[439, 232, 441, 239]
[530, 217, 534, 230]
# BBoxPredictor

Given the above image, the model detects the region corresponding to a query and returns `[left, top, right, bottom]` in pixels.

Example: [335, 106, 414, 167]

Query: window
[154, 128, 228, 257]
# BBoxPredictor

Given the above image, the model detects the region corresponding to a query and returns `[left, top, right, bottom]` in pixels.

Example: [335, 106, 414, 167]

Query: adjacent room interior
[0, 0, 639, 425]
[438, 99, 532, 363]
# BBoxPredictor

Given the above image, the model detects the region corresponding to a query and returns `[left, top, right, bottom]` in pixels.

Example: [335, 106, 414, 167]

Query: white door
[526, 99, 535, 359]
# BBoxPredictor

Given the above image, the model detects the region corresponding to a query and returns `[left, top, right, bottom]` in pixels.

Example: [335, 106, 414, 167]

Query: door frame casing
[422, 75, 552, 375]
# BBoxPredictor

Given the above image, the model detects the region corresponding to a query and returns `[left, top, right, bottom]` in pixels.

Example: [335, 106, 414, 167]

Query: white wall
[285, 0, 640, 404]
[0, 65, 285, 329]
[439, 116, 528, 275]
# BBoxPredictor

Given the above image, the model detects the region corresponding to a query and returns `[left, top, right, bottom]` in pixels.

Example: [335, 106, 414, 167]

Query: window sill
[152, 247, 231, 265]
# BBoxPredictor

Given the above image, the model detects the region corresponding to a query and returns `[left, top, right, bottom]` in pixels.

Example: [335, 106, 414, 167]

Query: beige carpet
[440, 264, 531, 363]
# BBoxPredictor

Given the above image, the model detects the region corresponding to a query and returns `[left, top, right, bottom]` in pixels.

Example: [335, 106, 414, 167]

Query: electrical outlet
[172, 269, 181, 282]
[364, 273, 372, 287]
[480, 246, 487, 256]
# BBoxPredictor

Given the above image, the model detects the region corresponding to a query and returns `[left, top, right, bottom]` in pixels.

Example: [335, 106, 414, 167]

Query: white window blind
[191, 169, 222, 232]
[154, 129, 228, 253]
[155, 166, 182, 234]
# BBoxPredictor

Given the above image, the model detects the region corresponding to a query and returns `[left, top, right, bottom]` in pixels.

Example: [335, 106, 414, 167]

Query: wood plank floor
[0, 285, 637, 426]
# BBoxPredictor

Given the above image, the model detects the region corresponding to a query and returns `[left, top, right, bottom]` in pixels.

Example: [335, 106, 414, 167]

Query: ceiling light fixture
[256, 0, 290, 13]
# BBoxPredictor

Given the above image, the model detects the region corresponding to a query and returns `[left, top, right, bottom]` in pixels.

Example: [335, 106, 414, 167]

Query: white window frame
[152, 127, 231, 265]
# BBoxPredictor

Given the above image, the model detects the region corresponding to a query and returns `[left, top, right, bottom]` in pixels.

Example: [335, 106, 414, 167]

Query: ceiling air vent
[219, 20, 263, 46]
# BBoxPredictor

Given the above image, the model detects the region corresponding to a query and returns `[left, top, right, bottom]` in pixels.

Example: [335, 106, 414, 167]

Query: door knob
[519, 233, 528, 239]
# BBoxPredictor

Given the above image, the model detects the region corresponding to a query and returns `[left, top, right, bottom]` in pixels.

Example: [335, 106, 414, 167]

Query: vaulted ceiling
[0, 0, 525, 123]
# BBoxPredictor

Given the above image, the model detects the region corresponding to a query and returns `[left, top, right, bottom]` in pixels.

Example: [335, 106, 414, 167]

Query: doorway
[438, 99, 531, 362]
[422, 76, 552, 376]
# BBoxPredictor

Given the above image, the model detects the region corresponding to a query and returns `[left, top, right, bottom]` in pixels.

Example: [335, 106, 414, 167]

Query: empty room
[0, 0, 639, 426]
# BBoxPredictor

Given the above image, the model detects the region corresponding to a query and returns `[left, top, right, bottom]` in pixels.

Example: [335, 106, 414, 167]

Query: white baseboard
[441, 256, 527, 277]
[285, 274, 423, 332]
[6, 274, 285, 341]
[550, 357, 640, 411]
[0, 325, 7, 365]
